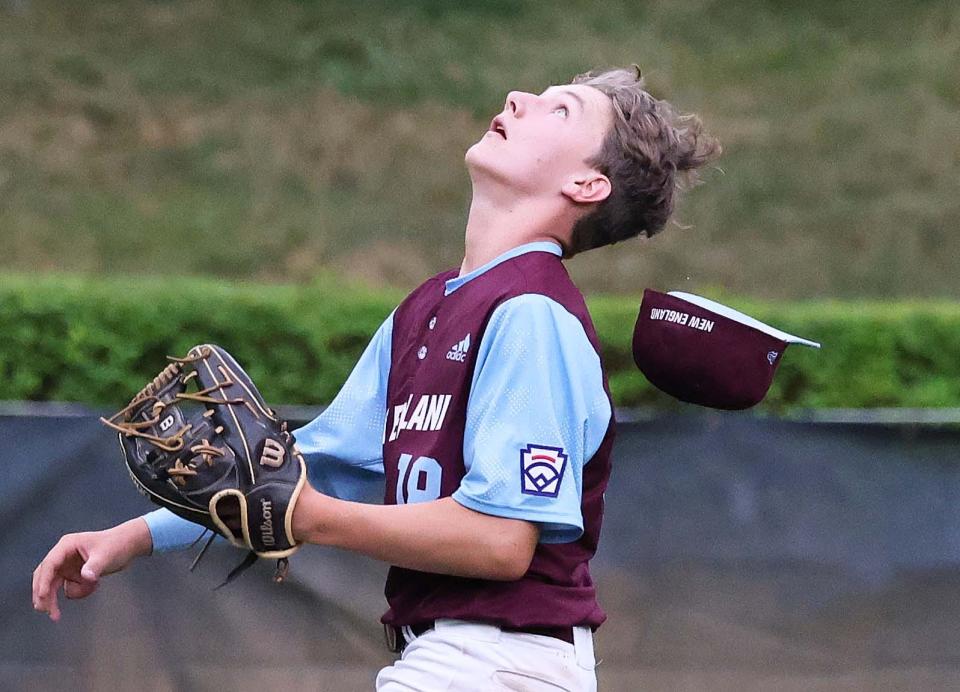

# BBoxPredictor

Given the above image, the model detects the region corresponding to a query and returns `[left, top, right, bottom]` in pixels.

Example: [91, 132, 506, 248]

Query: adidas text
[446, 333, 471, 362]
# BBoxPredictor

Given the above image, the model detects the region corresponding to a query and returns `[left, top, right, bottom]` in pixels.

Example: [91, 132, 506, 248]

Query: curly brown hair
[566, 66, 721, 257]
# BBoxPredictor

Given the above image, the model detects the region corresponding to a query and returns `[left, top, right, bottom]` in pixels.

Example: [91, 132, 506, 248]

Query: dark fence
[4, 412, 960, 691]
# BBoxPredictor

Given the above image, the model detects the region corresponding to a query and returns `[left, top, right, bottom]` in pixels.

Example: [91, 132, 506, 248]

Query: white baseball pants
[376, 618, 598, 691]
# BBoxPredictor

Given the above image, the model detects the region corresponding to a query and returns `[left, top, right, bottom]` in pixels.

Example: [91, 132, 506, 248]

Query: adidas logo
[446, 333, 471, 362]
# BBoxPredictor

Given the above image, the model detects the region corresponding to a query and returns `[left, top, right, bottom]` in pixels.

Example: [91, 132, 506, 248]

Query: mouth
[488, 116, 507, 140]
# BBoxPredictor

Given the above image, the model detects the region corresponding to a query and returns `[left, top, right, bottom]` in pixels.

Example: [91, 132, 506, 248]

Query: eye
[553, 105, 569, 119]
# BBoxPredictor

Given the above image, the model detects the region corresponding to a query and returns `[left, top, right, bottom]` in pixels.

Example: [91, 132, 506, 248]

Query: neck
[460, 189, 570, 276]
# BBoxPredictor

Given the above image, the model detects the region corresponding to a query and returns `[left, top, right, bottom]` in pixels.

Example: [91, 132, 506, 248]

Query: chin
[465, 140, 540, 193]
[464, 143, 506, 181]
[464, 138, 494, 166]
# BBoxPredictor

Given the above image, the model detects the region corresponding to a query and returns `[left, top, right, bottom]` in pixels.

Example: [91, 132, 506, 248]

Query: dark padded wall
[4, 414, 960, 691]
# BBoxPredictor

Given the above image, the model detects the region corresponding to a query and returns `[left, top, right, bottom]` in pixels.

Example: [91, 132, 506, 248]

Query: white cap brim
[668, 292, 821, 349]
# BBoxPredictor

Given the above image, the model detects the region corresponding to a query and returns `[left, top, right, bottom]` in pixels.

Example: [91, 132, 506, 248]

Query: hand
[32, 517, 153, 621]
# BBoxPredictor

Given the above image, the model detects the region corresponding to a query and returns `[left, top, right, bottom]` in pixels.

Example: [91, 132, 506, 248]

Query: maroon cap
[632, 289, 820, 410]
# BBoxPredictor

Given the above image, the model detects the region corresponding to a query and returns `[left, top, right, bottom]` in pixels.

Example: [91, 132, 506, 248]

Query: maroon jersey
[381, 249, 614, 629]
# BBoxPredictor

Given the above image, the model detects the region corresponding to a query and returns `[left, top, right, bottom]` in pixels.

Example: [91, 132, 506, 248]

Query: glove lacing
[99, 359, 244, 452]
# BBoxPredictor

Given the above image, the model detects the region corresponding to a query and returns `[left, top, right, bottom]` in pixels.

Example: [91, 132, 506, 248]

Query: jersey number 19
[395, 453, 443, 504]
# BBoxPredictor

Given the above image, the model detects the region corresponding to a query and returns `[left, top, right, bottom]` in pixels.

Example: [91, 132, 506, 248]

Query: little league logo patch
[520, 444, 568, 498]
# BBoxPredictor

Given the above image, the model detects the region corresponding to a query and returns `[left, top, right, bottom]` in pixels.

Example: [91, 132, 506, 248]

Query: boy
[33, 66, 719, 691]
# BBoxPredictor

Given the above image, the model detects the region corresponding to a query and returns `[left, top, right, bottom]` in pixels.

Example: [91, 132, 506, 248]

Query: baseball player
[33, 66, 719, 690]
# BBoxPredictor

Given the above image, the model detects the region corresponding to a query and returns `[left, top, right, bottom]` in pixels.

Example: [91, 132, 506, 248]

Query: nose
[505, 90, 533, 118]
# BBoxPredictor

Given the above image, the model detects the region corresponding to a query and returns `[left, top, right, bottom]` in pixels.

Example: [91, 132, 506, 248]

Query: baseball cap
[632, 289, 821, 410]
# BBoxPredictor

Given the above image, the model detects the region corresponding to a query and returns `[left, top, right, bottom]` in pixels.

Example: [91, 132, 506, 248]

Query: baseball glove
[101, 344, 307, 585]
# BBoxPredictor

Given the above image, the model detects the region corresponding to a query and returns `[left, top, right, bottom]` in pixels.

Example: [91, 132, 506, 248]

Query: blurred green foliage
[0, 273, 400, 407]
[0, 0, 957, 298]
[3, 274, 958, 410]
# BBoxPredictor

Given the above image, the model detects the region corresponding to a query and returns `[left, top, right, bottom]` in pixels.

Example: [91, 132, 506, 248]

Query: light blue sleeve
[292, 311, 392, 504]
[451, 294, 612, 544]
[144, 313, 393, 554]
[142, 509, 211, 554]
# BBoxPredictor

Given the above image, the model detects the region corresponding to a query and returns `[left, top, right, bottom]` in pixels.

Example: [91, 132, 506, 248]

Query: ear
[561, 171, 611, 205]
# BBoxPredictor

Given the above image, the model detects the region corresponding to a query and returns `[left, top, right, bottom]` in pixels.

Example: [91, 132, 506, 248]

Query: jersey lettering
[388, 394, 452, 442]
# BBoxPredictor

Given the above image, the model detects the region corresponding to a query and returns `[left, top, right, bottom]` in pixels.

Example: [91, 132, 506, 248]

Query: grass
[0, 0, 957, 298]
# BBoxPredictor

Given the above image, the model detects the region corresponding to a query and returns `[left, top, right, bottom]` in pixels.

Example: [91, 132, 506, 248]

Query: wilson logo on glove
[100, 343, 307, 587]
[260, 499, 275, 547]
[259, 438, 286, 468]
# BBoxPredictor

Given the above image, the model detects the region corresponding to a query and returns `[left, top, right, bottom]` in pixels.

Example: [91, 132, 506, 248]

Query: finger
[32, 563, 42, 609]
[34, 557, 54, 608]
[46, 576, 64, 621]
[80, 553, 104, 583]
[64, 579, 97, 600]
[32, 562, 53, 612]
[34, 544, 69, 613]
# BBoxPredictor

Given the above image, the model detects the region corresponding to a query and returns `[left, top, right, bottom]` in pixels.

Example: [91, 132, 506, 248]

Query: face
[465, 83, 613, 199]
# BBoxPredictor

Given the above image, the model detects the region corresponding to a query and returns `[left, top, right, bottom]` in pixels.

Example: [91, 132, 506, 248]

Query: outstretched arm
[292, 486, 539, 581]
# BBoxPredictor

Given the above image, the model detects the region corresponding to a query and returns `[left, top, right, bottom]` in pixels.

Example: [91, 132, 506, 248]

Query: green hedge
[0, 273, 400, 409]
[2, 274, 959, 411]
